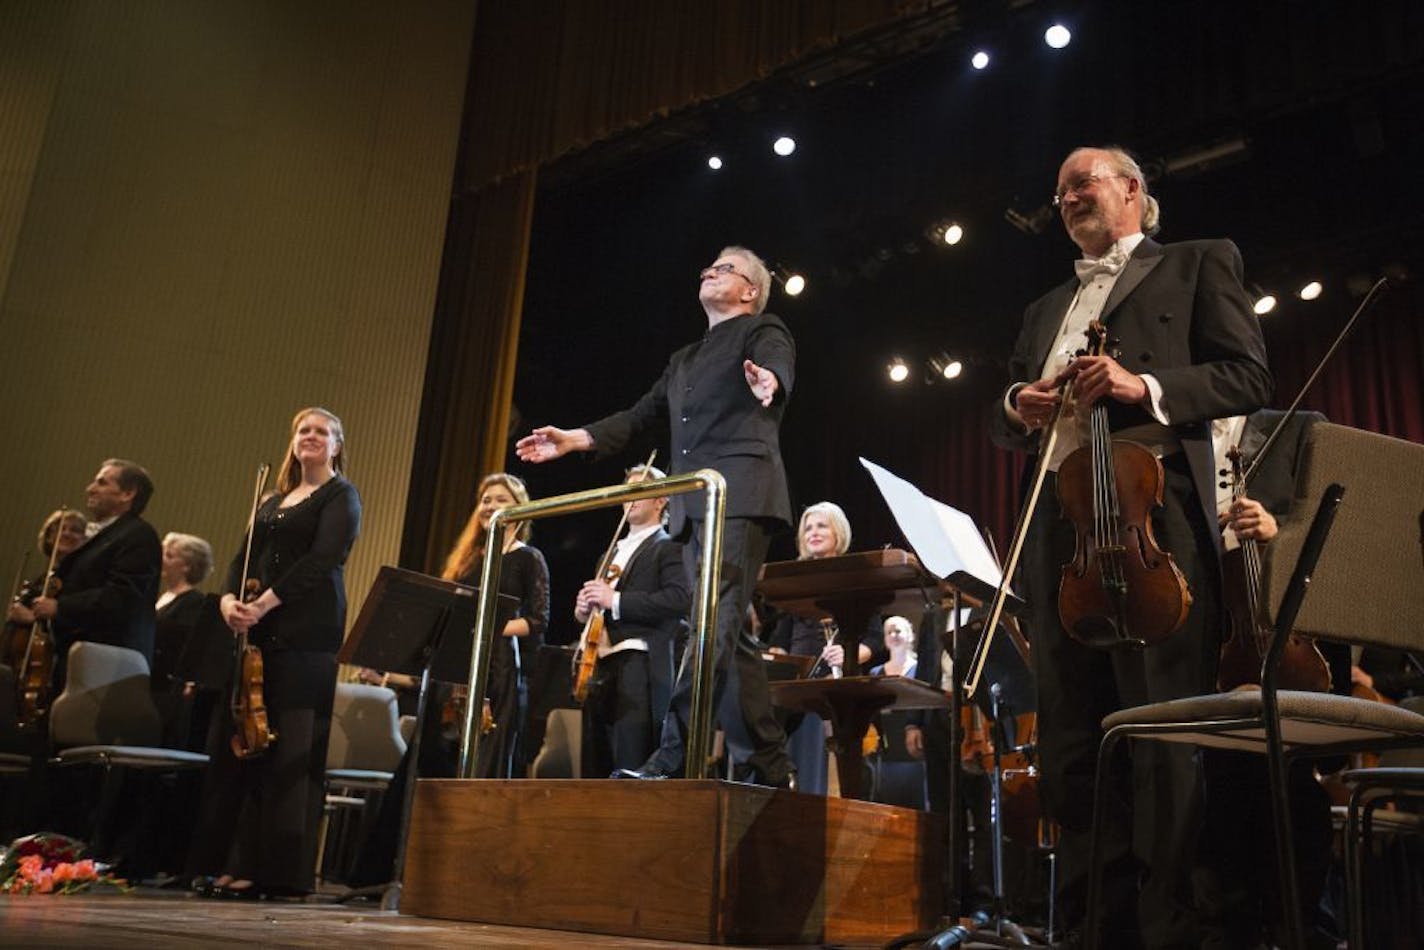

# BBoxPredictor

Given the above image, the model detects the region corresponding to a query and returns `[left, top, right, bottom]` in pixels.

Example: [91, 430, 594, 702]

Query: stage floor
[0, 889, 1031, 948]
[0, 890, 779, 949]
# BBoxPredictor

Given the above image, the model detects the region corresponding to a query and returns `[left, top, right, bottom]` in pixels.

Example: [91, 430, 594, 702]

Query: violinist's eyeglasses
[700, 262, 752, 283]
[1051, 173, 1127, 209]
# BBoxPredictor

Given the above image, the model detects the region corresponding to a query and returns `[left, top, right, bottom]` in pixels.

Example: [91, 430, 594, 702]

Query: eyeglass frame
[699, 261, 753, 283]
[1051, 172, 1129, 209]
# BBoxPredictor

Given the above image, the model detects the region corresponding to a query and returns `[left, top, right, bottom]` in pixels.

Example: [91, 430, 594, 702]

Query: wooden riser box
[402, 779, 946, 945]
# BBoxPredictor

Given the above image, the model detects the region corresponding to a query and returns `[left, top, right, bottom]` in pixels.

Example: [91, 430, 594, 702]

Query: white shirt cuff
[1141, 374, 1170, 424]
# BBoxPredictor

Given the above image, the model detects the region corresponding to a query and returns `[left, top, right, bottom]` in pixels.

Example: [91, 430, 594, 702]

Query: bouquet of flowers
[0, 833, 126, 895]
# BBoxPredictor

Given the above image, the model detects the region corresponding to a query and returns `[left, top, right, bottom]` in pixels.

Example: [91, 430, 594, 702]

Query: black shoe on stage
[610, 767, 672, 780]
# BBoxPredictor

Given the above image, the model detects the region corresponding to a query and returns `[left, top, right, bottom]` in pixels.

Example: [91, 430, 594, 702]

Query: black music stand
[335, 566, 516, 911]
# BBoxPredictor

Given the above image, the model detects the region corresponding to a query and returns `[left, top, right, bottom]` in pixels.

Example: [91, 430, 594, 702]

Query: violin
[229, 464, 277, 759]
[573, 561, 623, 704]
[16, 573, 61, 728]
[4, 555, 34, 673]
[14, 517, 67, 728]
[1056, 321, 1192, 648]
[1215, 446, 1331, 692]
[440, 687, 495, 741]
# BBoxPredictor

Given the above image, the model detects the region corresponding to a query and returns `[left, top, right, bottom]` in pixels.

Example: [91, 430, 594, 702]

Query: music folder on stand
[335, 566, 517, 911]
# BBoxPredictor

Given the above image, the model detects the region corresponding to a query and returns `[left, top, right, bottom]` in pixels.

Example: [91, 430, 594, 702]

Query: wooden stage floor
[0, 888, 942, 949]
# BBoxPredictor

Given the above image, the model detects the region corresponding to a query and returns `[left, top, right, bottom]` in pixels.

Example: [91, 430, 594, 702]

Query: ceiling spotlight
[943, 223, 964, 246]
[783, 274, 806, 296]
[1253, 293, 1278, 316]
[970, 50, 990, 70]
[888, 359, 910, 383]
[772, 136, 796, 157]
[707, 155, 723, 170]
[929, 354, 964, 381]
[1298, 280, 1323, 301]
[1044, 24, 1072, 49]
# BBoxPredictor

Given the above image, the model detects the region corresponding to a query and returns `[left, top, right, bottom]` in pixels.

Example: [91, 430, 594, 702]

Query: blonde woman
[441, 472, 549, 779]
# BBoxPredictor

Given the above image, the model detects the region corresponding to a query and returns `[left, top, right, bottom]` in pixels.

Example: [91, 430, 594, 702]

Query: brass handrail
[457, 469, 726, 779]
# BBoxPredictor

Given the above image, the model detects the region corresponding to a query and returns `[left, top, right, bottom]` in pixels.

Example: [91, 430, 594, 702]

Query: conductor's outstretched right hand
[515, 425, 590, 463]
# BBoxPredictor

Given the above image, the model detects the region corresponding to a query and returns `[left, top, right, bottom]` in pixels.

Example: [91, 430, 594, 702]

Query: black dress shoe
[217, 880, 260, 900]
[610, 767, 671, 780]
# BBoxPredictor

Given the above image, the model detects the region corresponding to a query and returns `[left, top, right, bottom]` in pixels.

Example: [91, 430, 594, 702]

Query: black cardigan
[225, 476, 361, 654]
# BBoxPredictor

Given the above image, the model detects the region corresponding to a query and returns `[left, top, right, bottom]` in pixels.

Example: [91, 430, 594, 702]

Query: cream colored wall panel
[0, 1, 476, 635]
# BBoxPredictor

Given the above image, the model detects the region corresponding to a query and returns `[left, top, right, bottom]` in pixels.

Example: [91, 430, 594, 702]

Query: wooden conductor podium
[760, 549, 954, 800]
[400, 548, 949, 944]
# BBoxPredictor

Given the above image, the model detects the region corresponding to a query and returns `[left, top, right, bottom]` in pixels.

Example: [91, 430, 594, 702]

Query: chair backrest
[1265, 423, 1424, 653]
[529, 707, 582, 778]
[326, 682, 407, 772]
[48, 642, 162, 747]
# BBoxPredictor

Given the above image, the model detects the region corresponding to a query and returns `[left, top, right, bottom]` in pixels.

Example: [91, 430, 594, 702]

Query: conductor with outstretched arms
[517, 245, 796, 788]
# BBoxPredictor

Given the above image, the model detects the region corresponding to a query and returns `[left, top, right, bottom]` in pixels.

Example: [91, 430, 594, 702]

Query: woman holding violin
[440, 472, 549, 779]
[188, 407, 361, 900]
[5, 510, 88, 673]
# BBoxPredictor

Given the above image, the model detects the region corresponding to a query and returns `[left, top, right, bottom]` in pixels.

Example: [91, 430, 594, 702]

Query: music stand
[861, 459, 1044, 947]
[335, 566, 517, 911]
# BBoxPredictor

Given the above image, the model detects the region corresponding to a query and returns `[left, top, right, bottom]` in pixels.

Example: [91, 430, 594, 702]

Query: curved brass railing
[457, 469, 726, 779]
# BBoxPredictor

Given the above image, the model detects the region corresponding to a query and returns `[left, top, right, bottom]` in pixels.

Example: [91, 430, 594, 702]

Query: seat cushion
[1101, 690, 1424, 751]
[53, 745, 209, 768]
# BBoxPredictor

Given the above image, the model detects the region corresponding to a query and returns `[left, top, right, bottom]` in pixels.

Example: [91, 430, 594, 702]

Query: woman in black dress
[152, 532, 215, 749]
[189, 406, 361, 898]
[440, 472, 549, 779]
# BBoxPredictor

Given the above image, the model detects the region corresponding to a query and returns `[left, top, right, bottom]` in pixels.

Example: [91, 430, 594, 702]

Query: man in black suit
[517, 244, 796, 787]
[990, 146, 1272, 946]
[10, 459, 161, 692]
[575, 464, 689, 777]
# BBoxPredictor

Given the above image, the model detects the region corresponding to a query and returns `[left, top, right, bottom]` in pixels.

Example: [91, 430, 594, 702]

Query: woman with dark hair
[441, 472, 549, 779]
[189, 406, 361, 899]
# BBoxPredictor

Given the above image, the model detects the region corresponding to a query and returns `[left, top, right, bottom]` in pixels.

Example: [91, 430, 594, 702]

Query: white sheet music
[859, 457, 1004, 593]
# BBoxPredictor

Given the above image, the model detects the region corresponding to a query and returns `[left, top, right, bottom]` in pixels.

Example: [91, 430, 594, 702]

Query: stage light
[930, 354, 964, 381]
[943, 223, 964, 246]
[1298, 280, 1323, 301]
[707, 155, 723, 170]
[888, 359, 910, 383]
[971, 50, 990, 70]
[773, 136, 796, 157]
[783, 274, 806, 296]
[1044, 24, 1072, 49]
[1253, 293, 1278, 315]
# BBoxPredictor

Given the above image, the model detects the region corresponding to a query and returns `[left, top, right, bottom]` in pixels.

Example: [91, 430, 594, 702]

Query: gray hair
[1095, 145, 1161, 235]
[797, 501, 852, 559]
[719, 245, 772, 315]
[163, 531, 214, 585]
[1069, 145, 1161, 235]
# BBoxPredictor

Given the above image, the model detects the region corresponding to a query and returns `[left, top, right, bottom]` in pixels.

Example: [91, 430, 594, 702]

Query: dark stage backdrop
[499, 2, 1424, 645]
